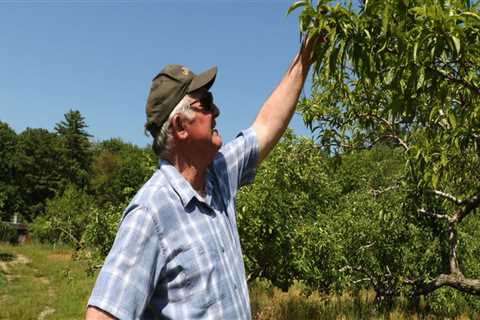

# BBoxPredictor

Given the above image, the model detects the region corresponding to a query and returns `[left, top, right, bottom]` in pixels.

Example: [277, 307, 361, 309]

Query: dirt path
[38, 306, 56, 320]
[0, 251, 57, 319]
[0, 253, 30, 281]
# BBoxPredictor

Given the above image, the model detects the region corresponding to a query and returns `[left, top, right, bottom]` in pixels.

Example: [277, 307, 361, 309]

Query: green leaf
[461, 11, 480, 22]
[382, 3, 391, 34]
[432, 173, 439, 189]
[430, 44, 436, 59]
[451, 35, 461, 54]
[448, 112, 457, 129]
[328, 47, 338, 78]
[409, 6, 426, 17]
[287, 0, 308, 15]
[417, 67, 425, 90]
[337, 38, 347, 69]
[377, 40, 388, 54]
[364, 29, 371, 41]
[390, 96, 403, 116]
[384, 67, 395, 85]
[441, 152, 448, 167]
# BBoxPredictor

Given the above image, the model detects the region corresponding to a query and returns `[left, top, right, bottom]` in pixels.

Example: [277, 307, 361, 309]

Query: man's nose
[212, 103, 220, 118]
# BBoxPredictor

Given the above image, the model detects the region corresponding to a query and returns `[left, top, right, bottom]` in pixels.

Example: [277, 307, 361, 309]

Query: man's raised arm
[252, 37, 318, 164]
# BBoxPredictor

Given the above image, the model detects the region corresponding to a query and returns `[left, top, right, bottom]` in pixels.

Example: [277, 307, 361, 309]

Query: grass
[0, 242, 477, 319]
[0, 242, 95, 320]
[249, 279, 475, 320]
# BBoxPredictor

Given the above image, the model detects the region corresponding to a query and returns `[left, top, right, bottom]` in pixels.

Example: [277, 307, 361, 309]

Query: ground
[0, 242, 95, 320]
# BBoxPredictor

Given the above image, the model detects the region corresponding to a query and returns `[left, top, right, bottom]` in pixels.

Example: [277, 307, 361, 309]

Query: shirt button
[234, 284, 238, 290]
[220, 245, 225, 252]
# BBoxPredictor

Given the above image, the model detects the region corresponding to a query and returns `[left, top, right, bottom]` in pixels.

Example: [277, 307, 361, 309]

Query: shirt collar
[159, 159, 214, 208]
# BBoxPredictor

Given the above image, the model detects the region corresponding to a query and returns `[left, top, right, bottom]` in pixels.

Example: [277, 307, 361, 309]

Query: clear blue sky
[1, 0, 315, 147]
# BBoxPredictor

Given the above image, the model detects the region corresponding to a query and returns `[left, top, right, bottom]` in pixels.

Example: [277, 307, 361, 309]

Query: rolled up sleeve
[215, 127, 259, 192]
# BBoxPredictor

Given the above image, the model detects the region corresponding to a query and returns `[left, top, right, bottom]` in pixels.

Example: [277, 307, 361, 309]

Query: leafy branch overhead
[289, 0, 480, 299]
[289, 0, 480, 189]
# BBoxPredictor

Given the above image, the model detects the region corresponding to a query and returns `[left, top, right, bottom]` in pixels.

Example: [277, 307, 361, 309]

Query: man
[86, 38, 316, 319]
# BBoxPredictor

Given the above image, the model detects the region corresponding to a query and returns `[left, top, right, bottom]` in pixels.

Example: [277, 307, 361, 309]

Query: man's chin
[213, 139, 222, 150]
[212, 131, 222, 148]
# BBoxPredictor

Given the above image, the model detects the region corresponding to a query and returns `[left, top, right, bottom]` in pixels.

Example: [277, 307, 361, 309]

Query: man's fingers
[300, 33, 327, 65]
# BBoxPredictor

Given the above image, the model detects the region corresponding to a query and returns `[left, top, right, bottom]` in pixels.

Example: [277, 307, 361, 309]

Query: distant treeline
[0, 110, 155, 224]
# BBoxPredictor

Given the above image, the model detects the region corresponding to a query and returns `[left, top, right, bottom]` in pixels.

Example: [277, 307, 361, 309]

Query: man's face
[185, 91, 222, 156]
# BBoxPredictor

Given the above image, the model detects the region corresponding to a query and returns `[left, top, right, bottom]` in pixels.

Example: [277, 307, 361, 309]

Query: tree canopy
[290, 0, 480, 300]
[0, 122, 19, 221]
[55, 109, 93, 188]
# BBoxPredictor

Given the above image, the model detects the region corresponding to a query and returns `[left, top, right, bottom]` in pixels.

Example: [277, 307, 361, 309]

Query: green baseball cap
[145, 64, 217, 133]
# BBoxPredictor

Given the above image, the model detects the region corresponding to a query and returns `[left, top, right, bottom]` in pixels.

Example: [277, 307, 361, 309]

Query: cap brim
[188, 66, 217, 92]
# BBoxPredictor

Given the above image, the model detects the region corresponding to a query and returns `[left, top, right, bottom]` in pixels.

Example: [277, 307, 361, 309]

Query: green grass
[0, 242, 95, 320]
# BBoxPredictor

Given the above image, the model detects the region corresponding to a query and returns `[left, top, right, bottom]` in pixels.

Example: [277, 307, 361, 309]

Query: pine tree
[55, 110, 93, 189]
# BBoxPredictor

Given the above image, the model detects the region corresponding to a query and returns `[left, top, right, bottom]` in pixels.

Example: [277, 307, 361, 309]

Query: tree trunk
[413, 191, 480, 298]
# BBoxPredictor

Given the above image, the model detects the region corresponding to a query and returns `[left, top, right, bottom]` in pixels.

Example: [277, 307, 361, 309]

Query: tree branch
[448, 223, 460, 274]
[383, 135, 409, 151]
[352, 277, 372, 285]
[417, 208, 449, 220]
[370, 184, 400, 197]
[451, 191, 480, 223]
[358, 242, 375, 251]
[350, 265, 378, 288]
[371, 134, 410, 151]
[414, 273, 480, 296]
[428, 66, 480, 97]
[421, 190, 480, 224]
[425, 189, 462, 205]
[356, 112, 394, 129]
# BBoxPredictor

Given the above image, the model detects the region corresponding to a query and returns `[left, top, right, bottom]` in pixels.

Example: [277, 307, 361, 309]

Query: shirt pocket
[165, 242, 220, 308]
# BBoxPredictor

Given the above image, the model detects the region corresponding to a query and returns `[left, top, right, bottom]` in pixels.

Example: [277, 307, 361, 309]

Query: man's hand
[299, 33, 328, 66]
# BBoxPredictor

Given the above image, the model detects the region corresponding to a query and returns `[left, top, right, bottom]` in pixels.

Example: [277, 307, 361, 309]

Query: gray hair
[152, 95, 196, 159]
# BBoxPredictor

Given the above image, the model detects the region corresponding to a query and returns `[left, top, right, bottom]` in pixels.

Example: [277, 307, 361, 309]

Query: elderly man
[85, 38, 316, 319]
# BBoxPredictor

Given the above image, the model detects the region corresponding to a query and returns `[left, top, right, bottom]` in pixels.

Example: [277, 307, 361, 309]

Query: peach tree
[290, 0, 480, 301]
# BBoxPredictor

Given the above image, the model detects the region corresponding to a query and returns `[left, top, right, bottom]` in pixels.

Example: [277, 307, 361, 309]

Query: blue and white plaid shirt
[88, 128, 258, 319]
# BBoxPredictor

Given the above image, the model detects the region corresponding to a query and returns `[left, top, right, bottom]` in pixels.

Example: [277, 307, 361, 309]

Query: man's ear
[171, 115, 189, 140]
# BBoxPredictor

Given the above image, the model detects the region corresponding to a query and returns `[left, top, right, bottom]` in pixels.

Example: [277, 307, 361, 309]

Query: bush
[237, 132, 339, 291]
[30, 185, 94, 248]
[0, 221, 17, 244]
[80, 202, 123, 273]
[28, 182, 129, 274]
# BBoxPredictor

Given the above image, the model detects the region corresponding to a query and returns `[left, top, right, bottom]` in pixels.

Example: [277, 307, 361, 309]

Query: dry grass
[249, 279, 475, 320]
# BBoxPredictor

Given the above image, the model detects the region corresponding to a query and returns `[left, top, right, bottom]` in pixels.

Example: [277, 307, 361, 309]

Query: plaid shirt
[88, 128, 258, 319]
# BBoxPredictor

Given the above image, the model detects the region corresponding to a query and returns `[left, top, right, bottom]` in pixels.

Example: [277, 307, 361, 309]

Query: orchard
[285, 0, 480, 306]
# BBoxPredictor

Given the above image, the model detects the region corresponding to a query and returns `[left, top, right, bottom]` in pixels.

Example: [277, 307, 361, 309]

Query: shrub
[0, 221, 17, 244]
[80, 202, 123, 273]
[30, 185, 94, 248]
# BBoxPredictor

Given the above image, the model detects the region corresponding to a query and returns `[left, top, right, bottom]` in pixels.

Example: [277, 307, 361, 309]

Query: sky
[1, 0, 316, 147]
